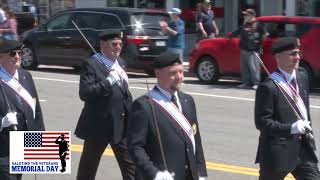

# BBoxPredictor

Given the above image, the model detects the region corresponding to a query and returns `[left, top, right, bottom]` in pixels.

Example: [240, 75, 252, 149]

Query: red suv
[189, 16, 320, 84]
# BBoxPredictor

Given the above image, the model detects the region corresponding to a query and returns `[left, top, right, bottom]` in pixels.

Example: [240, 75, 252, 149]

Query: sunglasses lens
[9, 51, 22, 57]
[112, 42, 122, 47]
[290, 51, 302, 56]
[9, 51, 15, 57]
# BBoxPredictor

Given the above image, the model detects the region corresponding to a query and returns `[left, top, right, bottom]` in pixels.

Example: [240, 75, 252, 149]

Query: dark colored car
[189, 16, 320, 85]
[21, 8, 169, 74]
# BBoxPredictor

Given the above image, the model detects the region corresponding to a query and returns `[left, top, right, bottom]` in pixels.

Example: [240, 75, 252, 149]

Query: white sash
[93, 53, 129, 84]
[0, 67, 35, 118]
[148, 90, 196, 154]
[270, 72, 308, 121]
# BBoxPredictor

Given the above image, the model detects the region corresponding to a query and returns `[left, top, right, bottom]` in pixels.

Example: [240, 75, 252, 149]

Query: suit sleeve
[190, 97, 207, 177]
[300, 71, 312, 123]
[254, 83, 291, 136]
[0, 82, 6, 130]
[127, 98, 159, 180]
[26, 71, 45, 131]
[79, 60, 113, 101]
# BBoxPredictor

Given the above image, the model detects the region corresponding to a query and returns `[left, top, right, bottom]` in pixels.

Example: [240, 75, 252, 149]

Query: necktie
[171, 95, 179, 108]
[290, 78, 297, 90]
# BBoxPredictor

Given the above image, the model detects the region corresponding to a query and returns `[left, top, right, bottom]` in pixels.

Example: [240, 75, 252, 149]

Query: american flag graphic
[24, 132, 70, 160]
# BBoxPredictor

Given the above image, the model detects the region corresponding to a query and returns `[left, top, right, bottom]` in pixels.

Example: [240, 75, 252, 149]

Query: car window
[131, 12, 169, 30]
[73, 12, 122, 30]
[47, 13, 72, 31]
[295, 23, 319, 37]
[99, 14, 123, 29]
[261, 22, 296, 38]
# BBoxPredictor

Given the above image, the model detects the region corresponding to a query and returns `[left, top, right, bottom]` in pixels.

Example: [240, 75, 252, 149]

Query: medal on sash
[277, 71, 299, 103]
[271, 71, 308, 122]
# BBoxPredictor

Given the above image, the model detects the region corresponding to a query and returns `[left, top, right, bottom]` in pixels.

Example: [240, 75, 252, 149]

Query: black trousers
[76, 138, 136, 180]
[59, 153, 66, 169]
[259, 144, 320, 180]
[259, 161, 320, 180]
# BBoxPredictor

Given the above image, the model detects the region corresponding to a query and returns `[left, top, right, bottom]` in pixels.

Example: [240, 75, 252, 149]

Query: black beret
[99, 29, 123, 41]
[0, 39, 23, 53]
[153, 51, 182, 69]
[272, 37, 300, 54]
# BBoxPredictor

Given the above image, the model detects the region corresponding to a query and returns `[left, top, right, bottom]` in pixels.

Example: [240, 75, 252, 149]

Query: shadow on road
[30, 67, 80, 75]
[29, 66, 320, 97]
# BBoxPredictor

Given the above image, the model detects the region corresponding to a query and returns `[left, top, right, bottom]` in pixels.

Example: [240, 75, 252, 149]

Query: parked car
[21, 8, 169, 74]
[189, 16, 320, 85]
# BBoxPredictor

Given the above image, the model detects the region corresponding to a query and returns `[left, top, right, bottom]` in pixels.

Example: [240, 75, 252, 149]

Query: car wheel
[21, 46, 38, 69]
[196, 56, 220, 84]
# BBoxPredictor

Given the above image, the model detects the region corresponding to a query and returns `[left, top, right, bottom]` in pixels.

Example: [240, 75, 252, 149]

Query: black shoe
[60, 168, 65, 172]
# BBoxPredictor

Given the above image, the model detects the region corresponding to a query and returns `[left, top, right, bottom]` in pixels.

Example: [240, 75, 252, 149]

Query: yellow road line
[70, 144, 294, 179]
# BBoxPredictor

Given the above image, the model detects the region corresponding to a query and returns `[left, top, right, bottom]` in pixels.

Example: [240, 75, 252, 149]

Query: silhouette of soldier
[55, 134, 68, 172]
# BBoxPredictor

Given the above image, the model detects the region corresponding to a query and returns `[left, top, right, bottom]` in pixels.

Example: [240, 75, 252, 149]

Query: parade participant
[127, 52, 207, 180]
[159, 8, 185, 62]
[232, 8, 265, 90]
[254, 37, 320, 180]
[196, 0, 219, 39]
[0, 39, 45, 180]
[75, 29, 136, 180]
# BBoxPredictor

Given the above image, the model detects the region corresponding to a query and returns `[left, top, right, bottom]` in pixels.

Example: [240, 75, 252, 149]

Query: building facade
[2, 0, 318, 33]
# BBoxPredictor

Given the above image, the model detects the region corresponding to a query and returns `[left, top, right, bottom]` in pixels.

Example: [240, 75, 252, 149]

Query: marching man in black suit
[127, 52, 207, 180]
[0, 39, 45, 180]
[75, 30, 136, 180]
[255, 37, 320, 180]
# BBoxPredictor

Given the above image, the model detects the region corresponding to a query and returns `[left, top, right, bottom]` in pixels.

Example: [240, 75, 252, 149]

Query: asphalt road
[20, 67, 320, 180]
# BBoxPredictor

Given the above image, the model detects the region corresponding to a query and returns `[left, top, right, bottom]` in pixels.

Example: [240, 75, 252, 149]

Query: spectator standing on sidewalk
[0, 5, 7, 26]
[232, 9, 266, 90]
[196, 0, 219, 40]
[195, 2, 202, 32]
[159, 8, 185, 62]
[0, 10, 18, 41]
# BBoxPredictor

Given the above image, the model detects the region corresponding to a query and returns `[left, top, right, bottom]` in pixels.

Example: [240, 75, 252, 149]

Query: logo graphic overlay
[10, 131, 71, 174]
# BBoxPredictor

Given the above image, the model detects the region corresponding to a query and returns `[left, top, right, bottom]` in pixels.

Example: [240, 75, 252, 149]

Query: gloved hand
[199, 177, 206, 180]
[0, 112, 18, 132]
[291, 120, 312, 134]
[153, 170, 174, 180]
[106, 71, 119, 86]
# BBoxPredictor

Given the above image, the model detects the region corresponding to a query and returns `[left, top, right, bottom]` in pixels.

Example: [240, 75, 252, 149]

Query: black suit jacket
[254, 69, 317, 171]
[75, 57, 132, 144]
[127, 89, 207, 180]
[0, 68, 45, 157]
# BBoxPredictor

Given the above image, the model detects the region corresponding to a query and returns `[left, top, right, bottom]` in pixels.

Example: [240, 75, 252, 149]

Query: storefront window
[107, 0, 134, 7]
[50, 0, 75, 16]
[297, 0, 320, 16]
[179, 0, 225, 34]
[137, 0, 165, 9]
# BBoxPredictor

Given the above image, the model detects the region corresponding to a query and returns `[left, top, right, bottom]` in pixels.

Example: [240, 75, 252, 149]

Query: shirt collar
[0, 65, 18, 80]
[13, 69, 18, 80]
[100, 52, 120, 68]
[278, 68, 296, 82]
[156, 84, 177, 100]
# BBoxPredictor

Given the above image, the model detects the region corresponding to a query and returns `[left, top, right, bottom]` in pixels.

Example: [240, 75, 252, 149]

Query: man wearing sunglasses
[75, 30, 137, 180]
[0, 39, 45, 180]
[254, 37, 320, 180]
